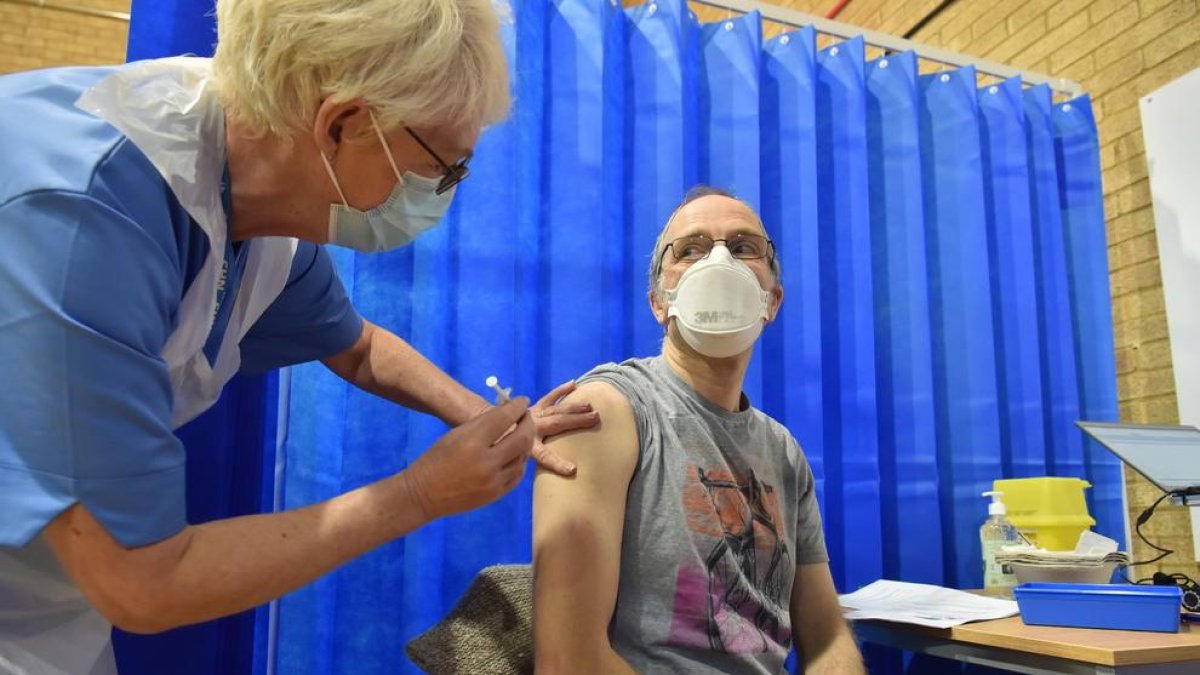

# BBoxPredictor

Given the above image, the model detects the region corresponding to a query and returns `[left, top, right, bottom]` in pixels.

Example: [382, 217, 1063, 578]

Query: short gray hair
[212, 0, 512, 139]
[647, 185, 781, 295]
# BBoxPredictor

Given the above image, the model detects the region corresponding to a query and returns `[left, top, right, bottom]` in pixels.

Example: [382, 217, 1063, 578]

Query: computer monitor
[1076, 421, 1200, 496]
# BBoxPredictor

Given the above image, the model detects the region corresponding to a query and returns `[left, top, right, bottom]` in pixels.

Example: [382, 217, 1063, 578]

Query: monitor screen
[1077, 422, 1200, 493]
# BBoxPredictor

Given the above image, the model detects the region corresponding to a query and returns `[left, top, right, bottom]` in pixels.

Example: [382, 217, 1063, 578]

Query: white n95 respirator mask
[664, 244, 772, 358]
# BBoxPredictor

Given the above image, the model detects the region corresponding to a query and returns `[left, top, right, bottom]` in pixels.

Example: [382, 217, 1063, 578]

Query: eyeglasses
[659, 233, 775, 269]
[405, 128, 471, 195]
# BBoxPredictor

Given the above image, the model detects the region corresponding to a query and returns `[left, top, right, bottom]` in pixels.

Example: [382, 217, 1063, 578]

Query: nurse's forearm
[324, 320, 488, 426]
[45, 470, 429, 634]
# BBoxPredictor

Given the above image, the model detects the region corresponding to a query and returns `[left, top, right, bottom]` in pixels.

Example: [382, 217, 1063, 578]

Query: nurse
[0, 1, 594, 673]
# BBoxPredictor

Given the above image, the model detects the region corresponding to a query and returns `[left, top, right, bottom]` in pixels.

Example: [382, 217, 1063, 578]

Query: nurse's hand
[529, 380, 600, 476]
[404, 397, 536, 520]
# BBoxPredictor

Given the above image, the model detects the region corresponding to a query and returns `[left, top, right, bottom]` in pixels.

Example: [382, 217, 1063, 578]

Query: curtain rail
[690, 0, 1083, 97]
[0, 0, 129, 22]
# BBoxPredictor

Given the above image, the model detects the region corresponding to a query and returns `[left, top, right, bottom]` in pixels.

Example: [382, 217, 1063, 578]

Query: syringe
[485, 375, 512, 404]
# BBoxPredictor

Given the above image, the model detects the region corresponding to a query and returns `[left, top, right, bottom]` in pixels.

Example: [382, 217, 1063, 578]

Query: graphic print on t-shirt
[667, 464, 792, 655]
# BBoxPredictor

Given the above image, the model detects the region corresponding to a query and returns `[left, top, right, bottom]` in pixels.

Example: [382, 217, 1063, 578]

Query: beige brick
[1139, 0, 1186, 18]
[1135, 338, 1175, 371]
[972, 3, 1015, 39]
[1098, 105, 1143, 145]
[887, 0, 946, 34]
[0, 1, 127, 75]
[1094, 0, 1197, 71]
[944, 24, 975, 52]
[1100, 139, 1118, 170]
[24, 25, 79, 42]
[1112, 287, 1167, 326]
[1058, 53, 1096, 84]
[1098, 74, 1144, 117]
[1092, 0, 1137, 23]
[987, 15, 1048, 64]
[932, 3, 979, 45]
[1103, 154, 1150, 194]
[1009, 10, 1089, 70]
[1004, 0, 1052, 35]
[1142, 507, 1192, 538]
[1143, 17, 1200, 70]
[1049, 2, 1140, 74]
[1111, 132, 1146, 166]
[1101, 44, 1200, 121]
[970, 19, 1010, 56]
[1111, 258, 1163, 297]
[1119, 365, 1176, 400]
[1045, 0, 1093, 29]
[1103, 188, 1120, 217]
[1110, 230, 1160, 271]
[1106, 206, 1155, 244]
[1116, 345, 1136, 375]
[1141, 42, 1200, 104]
[1113, 181, 1152, 214]
[1087, 51, 1145, 104]
[1114, 308, 1171, 344]
[1158, 561, 1200, 577]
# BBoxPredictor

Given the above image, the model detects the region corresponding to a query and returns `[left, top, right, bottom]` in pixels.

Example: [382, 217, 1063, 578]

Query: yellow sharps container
[992, 477, 1096, 551]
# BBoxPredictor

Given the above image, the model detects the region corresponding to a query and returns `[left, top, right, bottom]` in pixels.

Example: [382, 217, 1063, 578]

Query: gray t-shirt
[578, 356, 828, 674]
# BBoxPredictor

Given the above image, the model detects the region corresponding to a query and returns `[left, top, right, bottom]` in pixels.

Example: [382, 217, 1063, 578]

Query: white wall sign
[1140, 65, 1200, 561]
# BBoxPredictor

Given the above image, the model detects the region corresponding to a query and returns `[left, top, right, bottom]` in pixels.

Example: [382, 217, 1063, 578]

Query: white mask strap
[320, 152, 349, 207]
[368, 110, 405, 186]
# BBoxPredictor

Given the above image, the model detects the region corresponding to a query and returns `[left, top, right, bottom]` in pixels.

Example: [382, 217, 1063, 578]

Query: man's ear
[765, 282, 784, 323]
[649, 286, 669, 327]
[312, 98, 370, 158]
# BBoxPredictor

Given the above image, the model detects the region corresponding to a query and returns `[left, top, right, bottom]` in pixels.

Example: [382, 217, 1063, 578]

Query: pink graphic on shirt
[666, 465, 792, 656]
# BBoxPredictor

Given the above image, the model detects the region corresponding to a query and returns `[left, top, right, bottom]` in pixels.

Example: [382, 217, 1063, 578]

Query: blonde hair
[212, 0, 512, 138]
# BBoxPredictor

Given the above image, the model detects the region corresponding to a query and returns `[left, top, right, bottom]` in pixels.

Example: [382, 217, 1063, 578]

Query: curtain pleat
[1053, 98, 1124, 542]
[865, 50, 944, 587]
[920, 66, 1005, 588]
[979, 78, 1048, 481]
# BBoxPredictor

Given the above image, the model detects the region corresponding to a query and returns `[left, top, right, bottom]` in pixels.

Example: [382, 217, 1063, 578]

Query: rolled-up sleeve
[0, 191, 186, 548]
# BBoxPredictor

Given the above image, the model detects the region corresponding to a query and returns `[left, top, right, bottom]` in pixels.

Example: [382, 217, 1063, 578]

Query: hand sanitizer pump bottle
[981, 491, 1020, 589]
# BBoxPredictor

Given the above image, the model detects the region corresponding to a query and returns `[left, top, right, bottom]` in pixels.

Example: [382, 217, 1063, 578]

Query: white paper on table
[839, 579, 1019, 629]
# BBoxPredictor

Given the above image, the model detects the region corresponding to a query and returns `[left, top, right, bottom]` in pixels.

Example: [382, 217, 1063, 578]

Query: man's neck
[224, 121, 323, 242]
[661, 330, 749, 413]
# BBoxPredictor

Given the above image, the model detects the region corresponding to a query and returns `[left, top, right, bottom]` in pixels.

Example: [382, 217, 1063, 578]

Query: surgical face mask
[664, 244, 772, 359]
[320, 114, 455, 253]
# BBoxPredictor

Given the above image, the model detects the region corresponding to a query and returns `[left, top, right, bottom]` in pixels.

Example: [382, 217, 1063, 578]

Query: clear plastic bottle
[981, 491, 1021, 589]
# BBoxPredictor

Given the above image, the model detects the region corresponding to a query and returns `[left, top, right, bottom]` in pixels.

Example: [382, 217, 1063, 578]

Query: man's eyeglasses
[659, 233, 775, 269]
[406, 128, 471, 195]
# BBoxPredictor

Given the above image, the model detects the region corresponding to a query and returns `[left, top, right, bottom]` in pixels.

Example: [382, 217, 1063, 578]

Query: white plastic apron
[0, 58, 297, 674]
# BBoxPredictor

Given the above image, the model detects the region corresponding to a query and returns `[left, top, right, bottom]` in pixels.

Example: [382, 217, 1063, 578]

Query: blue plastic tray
[1013, 583, 1182, 633]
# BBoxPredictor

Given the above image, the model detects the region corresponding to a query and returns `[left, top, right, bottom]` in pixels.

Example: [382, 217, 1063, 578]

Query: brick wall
[0, 0, 129, 75]
[690, 0, 1200, 577]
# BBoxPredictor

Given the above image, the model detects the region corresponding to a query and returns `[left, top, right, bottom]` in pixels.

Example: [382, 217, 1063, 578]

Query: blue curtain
[124, 1, 1119, 673]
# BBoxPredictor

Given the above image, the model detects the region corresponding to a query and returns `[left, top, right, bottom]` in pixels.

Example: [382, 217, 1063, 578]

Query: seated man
[533, 187, 864, 674]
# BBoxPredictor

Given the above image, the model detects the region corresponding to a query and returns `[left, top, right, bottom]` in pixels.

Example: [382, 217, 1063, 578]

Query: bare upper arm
[789, 562, 847, 661]
[533, 381, 639, 665]
[320, 318, 373, 380]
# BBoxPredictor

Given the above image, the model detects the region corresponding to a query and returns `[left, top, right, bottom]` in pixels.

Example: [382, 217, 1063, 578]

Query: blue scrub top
[0, 65, 364, 549]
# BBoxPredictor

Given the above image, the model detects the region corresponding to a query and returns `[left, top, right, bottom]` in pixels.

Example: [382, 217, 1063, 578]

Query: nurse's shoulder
[0, 66, 127, 199]
[0, 64, 198, 278]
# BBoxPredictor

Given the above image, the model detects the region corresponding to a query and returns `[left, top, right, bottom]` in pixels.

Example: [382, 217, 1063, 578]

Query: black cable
[1125, 489, 1182, 567]
[902, 0, 960, 40]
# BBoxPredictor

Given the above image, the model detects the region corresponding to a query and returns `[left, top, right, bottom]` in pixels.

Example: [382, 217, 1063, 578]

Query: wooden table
[855, 615, 1200, 674]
